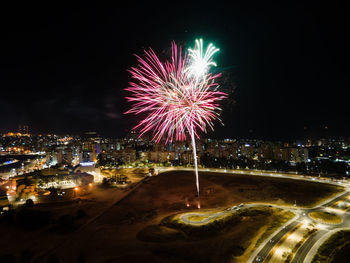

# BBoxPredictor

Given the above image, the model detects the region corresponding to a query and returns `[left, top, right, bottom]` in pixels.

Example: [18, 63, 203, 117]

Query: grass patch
[187, 215, 211, 222]
[153, 207, 275, 263]
[312, 230, 350, 263]
[160, 208, 273, 241]
[162, 211, 243, 239]
[309, 211, 342, 224]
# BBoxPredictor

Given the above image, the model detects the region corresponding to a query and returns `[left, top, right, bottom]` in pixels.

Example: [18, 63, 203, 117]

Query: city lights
[1, 2, 348, 262]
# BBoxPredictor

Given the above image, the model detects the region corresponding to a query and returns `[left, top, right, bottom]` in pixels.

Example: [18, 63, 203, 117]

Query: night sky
[1, 1, 349, 140]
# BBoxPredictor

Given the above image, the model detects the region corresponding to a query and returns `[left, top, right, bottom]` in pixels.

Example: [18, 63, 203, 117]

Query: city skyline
[1, 2, 350, 262]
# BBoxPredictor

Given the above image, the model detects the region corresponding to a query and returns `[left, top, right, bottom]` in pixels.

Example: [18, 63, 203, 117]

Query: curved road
[179, 203, 297, 226]
[250, 190, 350, 263]
[179, 211, 227, 225]
[159, 167, 350, 263]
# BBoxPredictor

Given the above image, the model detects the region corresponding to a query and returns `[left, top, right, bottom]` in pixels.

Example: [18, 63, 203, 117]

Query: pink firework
[125, 42, 226, 143]
[125, 41, 226, 199]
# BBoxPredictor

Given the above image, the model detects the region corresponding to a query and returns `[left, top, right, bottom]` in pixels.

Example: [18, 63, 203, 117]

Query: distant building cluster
[1, 128, 350, 184]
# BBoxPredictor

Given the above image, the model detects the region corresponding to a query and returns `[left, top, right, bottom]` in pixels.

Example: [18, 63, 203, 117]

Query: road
[292, 230, 327, 263]
[255, 220, 300, 262]
[179, 211, 227, 225]
[250, 190, 350, 263]
[291, 192, 350, 263]
[157, 167, 350, 263]
[179, 203, 295, 225]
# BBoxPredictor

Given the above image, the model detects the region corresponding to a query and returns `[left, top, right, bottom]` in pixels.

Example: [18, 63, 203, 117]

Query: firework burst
[125, 40, 227, 198]
[186, 38, 220, 78]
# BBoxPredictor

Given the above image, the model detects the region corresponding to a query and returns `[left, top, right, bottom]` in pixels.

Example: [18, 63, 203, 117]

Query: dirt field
[0, 171, 344, 263]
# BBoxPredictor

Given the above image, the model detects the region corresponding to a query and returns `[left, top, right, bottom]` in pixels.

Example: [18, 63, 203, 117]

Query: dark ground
[0, 171, 344, 263]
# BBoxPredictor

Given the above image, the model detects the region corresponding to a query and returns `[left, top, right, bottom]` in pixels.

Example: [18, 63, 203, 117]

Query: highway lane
[252, 191, 350, 263]
[291, 229, 327, 263]
[292, 194, 350, 263]
[321, 191, 350, 207]
[253, 219, 300, 262]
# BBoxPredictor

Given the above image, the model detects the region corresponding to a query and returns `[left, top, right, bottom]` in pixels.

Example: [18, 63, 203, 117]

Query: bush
[76, 209, 87, 219]
[24, 199, 34, 208]
[21, 249, 35, 262]
[1, 209, 16, 223]
[16, 209, 52, 229]
[239, 209, 269, 217]
[0, 254, 15, 263]
[77, 253, 86, 263]
[102, 177, 109, 187]
[47, 254, 60, 263]
[56, 214, 76, 232]
[312, 230, 350, 263]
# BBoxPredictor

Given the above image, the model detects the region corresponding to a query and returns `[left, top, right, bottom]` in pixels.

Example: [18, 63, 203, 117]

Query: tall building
[81, 139, 98, 163]
[18, 124, 29, 134]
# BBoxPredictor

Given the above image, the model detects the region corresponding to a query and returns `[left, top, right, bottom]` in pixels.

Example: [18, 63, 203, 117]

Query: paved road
[179, 203, 296, 226]
[160, 167, 350, 263]
[292, 229, 327, 263]
[253, 220, 300, 262]
[292, 192, 350, 263]
[321, 191, 350, 207]
[179, 211, 227, 225]
[250, 191, 350, 263]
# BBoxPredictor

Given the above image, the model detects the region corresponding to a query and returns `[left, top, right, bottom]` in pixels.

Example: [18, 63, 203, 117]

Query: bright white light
[80, 161, 95, 166]
[187, 39, 219, 79]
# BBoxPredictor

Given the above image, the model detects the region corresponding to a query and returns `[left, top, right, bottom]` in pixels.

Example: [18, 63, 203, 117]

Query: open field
[101, 167, 149, 183]
[0, 171, 344, 263]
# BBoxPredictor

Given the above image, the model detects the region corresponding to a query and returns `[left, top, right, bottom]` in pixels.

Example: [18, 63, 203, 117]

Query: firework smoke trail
[125, 40, 226, 199]
[187, 39, 221, 201]
[190, 124, 200, 202]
